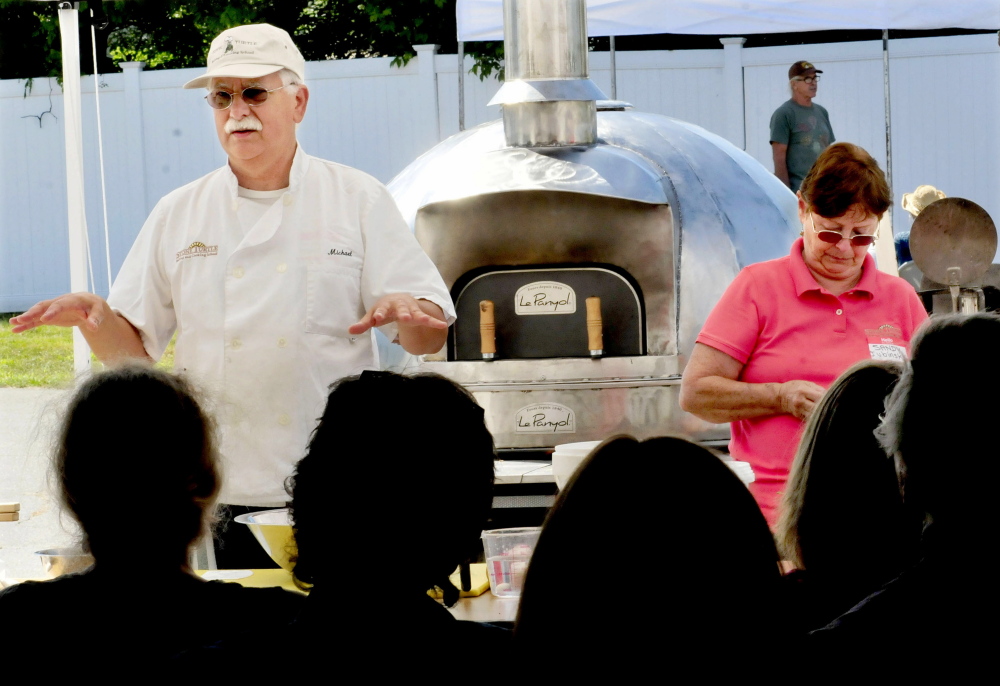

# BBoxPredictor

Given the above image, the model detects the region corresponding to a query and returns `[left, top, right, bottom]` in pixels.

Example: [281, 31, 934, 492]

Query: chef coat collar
[790, 236, 876, 299]
[223, 144, 310, 197]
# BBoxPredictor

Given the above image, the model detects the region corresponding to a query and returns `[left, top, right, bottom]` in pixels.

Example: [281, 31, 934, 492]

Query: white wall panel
[599, 50, 726, 138]
[0, 76, 135, 308]
[304, 58, 430, 182]
[0, 80, 70, 309]
[434, 53, 504, 140]
[460, 62, 504, 132]
[140, 77, 224, 212]
[1, 35, 997, 312]
[888, 37, 1000, 256]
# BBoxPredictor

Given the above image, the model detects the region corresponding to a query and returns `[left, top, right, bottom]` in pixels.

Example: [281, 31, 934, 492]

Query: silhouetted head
[878, 313, 1000, 525]
[57, 364, 218, 569]
[289, 371, 495, 604]
[777, 360, 919, 580]
[515, 436, 782, 668]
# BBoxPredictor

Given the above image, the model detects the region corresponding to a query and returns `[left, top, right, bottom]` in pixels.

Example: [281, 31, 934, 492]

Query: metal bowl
[234, 508, 296, 572]
[35, 548, 95, 578]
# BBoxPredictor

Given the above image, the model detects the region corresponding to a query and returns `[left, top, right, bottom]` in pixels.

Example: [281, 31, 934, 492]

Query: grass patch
[0, 313, 175, 388]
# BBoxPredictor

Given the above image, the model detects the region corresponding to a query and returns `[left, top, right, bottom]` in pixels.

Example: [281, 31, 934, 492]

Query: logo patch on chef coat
[865, 324, 907, 363]
[176, 241, 219, 262]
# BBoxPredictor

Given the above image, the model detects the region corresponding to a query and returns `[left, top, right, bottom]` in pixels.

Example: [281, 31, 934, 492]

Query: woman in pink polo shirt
[680, 143, 928, 525]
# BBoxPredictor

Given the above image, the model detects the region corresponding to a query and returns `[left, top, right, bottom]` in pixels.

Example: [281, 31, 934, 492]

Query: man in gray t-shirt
[770, 60, 835, 192]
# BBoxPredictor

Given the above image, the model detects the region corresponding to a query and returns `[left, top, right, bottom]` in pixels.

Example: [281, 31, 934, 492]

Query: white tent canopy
[457, 0, 1000, 41]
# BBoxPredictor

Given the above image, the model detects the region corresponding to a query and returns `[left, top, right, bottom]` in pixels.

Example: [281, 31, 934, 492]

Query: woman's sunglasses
[205, 85, 288, 110]
[810, 214, 878, 246]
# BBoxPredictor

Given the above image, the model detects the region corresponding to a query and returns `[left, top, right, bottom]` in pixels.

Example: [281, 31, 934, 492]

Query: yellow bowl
[234, 508, 297, 572]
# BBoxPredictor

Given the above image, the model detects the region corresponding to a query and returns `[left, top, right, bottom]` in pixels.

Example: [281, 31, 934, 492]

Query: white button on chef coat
[233, 266, 245, 279]
[107, 147, 455, 506]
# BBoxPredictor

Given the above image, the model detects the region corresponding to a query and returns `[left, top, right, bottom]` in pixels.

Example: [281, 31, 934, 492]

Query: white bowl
[551, 440, 602, 491]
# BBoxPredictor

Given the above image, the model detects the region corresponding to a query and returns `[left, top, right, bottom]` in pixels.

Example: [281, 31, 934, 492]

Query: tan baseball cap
[183, 23, 305, 89]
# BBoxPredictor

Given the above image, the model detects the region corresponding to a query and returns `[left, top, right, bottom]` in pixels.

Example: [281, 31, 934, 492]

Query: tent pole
[458, 41, 466, 131]
[882, 29, 893, 201]
[609, 35, 617, 100]
[874, 27, 899, 277]
[90, 9, 113, 294]
[57, 3, 93, 374]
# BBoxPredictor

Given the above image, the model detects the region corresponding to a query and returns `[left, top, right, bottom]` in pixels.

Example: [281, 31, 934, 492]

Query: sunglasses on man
[205, 85, 288, 110]
[810, 214, 878, 247]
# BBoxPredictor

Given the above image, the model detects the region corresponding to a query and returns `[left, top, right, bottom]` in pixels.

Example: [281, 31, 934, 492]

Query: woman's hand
[681, 343, 827, 423]
[777, 380, 826, 421]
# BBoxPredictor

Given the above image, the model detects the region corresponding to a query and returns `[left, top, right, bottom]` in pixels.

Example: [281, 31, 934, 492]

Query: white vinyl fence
[0, 33, 997, 312]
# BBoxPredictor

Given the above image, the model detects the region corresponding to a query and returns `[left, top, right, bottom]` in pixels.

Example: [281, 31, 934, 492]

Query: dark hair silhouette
[776, 361, 920, 629]
[515, 436, 783, 669]
[777, 360, 918, 574]
[57, 364, 218, 569]
[800, 142, 891, 219]
[878, 313, 1000, 522]
[289, 371, 495, 604]
[802, 315, 1000, 670]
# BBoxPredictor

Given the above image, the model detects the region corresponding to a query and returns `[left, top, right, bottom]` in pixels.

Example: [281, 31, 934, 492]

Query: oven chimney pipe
[488, 0, 607, 148]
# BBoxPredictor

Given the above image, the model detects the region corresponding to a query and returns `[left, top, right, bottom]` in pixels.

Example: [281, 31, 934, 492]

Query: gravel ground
[0, 387, 81, 581]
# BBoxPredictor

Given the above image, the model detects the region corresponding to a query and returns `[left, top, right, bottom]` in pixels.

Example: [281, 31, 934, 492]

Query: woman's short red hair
[799, 142, 891, 219]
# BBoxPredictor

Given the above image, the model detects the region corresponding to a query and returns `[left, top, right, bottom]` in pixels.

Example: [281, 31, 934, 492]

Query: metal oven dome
[385, 0, 798, 450]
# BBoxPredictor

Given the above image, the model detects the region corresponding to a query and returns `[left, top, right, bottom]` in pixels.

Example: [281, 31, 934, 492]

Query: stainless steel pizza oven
[389, 0, 799, 450]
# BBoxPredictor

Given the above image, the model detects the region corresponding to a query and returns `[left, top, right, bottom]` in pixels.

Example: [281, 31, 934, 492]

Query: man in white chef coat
[11, 24, 455, 566]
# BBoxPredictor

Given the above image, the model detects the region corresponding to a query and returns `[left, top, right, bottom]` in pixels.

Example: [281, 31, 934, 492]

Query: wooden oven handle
[480, 300, 496, 360]
[586, 296, 603, 357]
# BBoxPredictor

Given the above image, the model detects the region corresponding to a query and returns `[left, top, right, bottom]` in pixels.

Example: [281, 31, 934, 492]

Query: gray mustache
[225, 116, 263, 134]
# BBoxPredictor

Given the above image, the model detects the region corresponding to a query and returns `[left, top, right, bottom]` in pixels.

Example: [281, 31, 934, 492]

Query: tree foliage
[0, 1, 503, 82]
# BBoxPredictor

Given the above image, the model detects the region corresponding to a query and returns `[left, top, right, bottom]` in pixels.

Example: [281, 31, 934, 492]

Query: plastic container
[481, 527, 541, 597]
[551, 440, 601, 491]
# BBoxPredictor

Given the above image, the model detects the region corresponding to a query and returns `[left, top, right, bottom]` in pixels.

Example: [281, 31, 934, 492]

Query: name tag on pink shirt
[866, 326, 907, 363]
